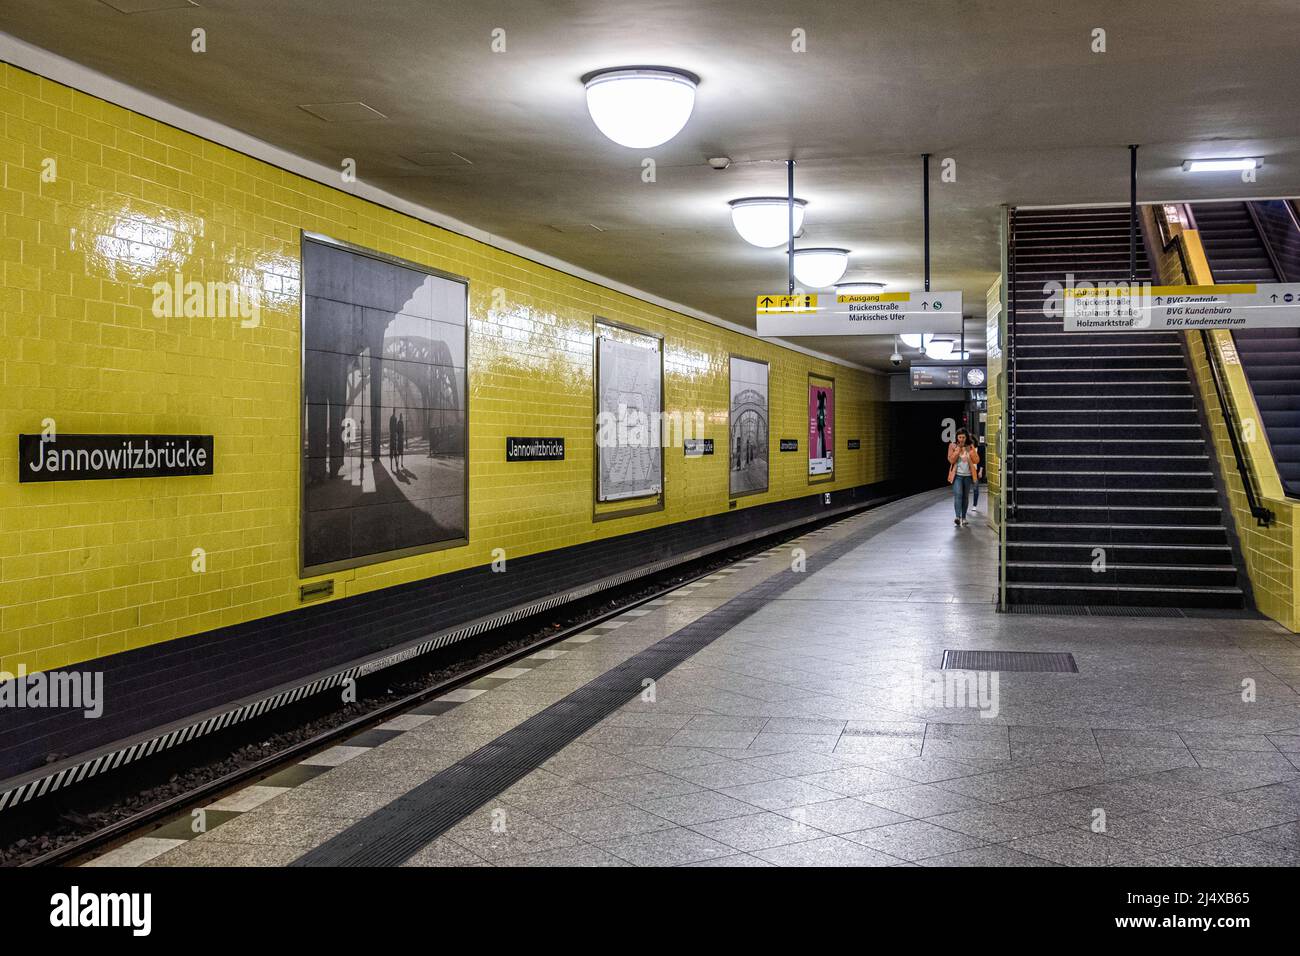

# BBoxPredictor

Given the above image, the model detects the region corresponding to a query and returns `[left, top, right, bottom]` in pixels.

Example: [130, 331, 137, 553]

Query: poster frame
[299, 230, 470, 578]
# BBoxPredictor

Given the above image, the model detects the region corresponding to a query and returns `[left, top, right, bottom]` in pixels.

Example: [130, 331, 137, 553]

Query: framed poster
[594, 320, 664, 512]
[808, 374, 835, 480]
[300, 233, 468, 575]
[729, 355, 769, 497]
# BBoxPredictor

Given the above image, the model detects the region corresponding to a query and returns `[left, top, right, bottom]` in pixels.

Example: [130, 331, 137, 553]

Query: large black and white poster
[729, 356, 769, 497]
[301, 235, 467, 573]
[596, 332, 662, 502]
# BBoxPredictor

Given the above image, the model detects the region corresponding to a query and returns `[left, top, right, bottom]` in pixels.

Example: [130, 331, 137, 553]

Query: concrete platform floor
[90, 490, 1300, 867]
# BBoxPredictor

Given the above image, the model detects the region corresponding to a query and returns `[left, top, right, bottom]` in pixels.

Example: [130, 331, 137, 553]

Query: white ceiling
[4, 0, 1300, 369]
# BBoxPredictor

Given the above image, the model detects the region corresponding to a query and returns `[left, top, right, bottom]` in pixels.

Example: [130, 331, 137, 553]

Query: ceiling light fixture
[1181, 158, 1262, 172]
[792, 248, 850, 288]
[924, 339, 955, 360]
[900, 333, 933, 350]
[582, 67, 699, 148]
[834, 281, 885, 295]
[729, 197, 807, 248]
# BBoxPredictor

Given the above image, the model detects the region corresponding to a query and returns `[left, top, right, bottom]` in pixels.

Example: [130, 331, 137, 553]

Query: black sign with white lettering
[684, 438, 714, 457]
[779, 439, 799, 452]
[506, 437, 565, 461]
[847, 439, 861, 450]
[19, 434, 214, 482]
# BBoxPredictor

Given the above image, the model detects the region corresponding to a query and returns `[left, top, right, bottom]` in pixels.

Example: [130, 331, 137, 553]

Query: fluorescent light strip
[1181, 158, 1261, 172]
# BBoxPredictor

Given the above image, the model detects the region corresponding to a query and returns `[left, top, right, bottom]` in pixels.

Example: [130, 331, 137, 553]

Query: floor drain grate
[941, 650, 1079, 673]
[1086, 605, 1182, 618]
[1007, 604, 1089, 616]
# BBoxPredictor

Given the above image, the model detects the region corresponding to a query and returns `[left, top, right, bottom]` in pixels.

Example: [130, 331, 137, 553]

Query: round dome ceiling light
[924, 338, 955, 360]
[900, 333, 933, 350]
[582, 67, 699, 149]
[729, 197, 807, 248]
[792, 247, 850, 288]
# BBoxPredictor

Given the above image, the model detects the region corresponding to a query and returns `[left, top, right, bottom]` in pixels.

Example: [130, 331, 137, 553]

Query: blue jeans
[952, 475, 973, 519]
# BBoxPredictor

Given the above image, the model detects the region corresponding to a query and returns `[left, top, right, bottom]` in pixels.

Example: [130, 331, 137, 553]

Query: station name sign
[779, 439, 799, 452]
[1064, 282, 1300, 331]
[684, 438, 714, 457]
[505, 437, 565, 461]
[19, 434, 214, 482]
[756, 290, 963, 337]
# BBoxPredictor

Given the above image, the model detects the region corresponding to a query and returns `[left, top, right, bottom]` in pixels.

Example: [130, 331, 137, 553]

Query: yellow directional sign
[756, 293, 817, 314]
[1063, 281, 1300, 330]
[834, 292, 912, 303]
[755, 289, 964, 336]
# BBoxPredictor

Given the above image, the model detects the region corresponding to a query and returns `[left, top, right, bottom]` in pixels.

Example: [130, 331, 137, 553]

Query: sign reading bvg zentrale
[18, 434, 214, 482]
[1064, 282, 1300, 330]
[756, 291, 963, 336]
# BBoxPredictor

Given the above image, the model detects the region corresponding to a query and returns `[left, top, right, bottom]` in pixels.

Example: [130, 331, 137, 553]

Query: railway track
[13, 504, 877, 868]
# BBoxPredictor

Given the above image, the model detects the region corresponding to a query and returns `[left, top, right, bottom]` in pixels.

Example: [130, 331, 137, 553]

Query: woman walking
[948, 427, 979, 527]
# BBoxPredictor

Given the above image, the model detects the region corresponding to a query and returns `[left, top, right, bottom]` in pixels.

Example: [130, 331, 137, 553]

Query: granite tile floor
[121, 491, 1300, 867]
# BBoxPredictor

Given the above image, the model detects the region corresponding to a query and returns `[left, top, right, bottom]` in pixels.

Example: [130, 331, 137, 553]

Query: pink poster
[808, 379, 834, 476]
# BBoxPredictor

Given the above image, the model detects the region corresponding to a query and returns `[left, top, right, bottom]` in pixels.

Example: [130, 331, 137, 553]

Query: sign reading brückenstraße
[756, 290, 963, 336]
[506, 437, 565, 461]
[19, 434, 213, 482]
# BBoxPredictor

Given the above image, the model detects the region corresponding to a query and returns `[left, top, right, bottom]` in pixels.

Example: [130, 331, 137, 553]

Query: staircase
[1005, 206, 1244, 609]
[1192, 200, 1300, 496]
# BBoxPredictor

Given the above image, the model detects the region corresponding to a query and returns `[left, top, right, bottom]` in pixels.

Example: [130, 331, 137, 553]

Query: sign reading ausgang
[19, 434, 213, 482]
[1064, 282, 1300, 330]
[756, 290, 963, 336]
[505, 437, 565, 461]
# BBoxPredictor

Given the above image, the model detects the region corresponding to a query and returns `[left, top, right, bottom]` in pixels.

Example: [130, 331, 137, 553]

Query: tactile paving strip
[292, 495, 936, 867]
[940, 650, 1079, 673]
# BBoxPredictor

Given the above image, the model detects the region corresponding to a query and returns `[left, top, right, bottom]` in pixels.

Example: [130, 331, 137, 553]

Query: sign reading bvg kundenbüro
[1064, 282, 1300, 331]
[18, 434, 214, 482]
[755, 291, 964, 336]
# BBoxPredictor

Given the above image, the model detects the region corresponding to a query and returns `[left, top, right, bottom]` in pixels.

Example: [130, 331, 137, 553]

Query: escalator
[1191, 200, 1300, 496]
[1004, 206, 1245, 609]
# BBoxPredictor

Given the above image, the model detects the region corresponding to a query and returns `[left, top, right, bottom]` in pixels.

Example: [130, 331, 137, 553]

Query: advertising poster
[808, 377, 834, 477]
[729, 356, 769, 496]
[596, 333, 663, 501]
[301, 236, 468, 573]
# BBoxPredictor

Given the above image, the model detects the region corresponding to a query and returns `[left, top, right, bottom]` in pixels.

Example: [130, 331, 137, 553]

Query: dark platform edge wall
[0, 480, 905, 811]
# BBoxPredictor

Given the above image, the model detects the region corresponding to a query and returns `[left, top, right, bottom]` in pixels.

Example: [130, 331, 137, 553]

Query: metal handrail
[1006, 207, 1018, 520]
[1243, 202, 1287, 283]
[1164, 206, 1275, 527]
[1200, 329, 1275, 527]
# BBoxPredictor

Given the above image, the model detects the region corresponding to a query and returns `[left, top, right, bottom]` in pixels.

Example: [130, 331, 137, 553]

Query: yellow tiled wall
[0, 64, 894, 674]
[1147, 208, 1299, 631]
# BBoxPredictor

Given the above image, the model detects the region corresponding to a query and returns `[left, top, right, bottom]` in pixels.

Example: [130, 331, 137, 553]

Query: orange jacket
[947, 442, 979, 484]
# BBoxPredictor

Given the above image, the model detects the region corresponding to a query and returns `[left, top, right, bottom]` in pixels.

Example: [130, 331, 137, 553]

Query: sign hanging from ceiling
[1064, 283, 1300, 331]
[755, 290, 963, 337]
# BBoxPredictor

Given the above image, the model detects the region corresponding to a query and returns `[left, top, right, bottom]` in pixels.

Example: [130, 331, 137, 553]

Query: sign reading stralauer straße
[19, 434, 214, 482]
[1064, 282, 1300, 330]
[756, 291, 963, 336]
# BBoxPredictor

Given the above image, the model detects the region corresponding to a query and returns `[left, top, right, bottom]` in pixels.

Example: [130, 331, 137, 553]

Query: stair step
[1006, 582, 1243, 609]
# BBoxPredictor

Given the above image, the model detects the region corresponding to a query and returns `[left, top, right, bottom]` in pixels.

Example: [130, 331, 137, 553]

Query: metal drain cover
[941, 650, 1078, 673]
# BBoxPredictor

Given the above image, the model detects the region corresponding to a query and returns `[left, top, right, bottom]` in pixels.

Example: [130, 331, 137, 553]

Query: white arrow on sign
[1064, 282, 1300, 331]
[756, 290, 964, 337]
